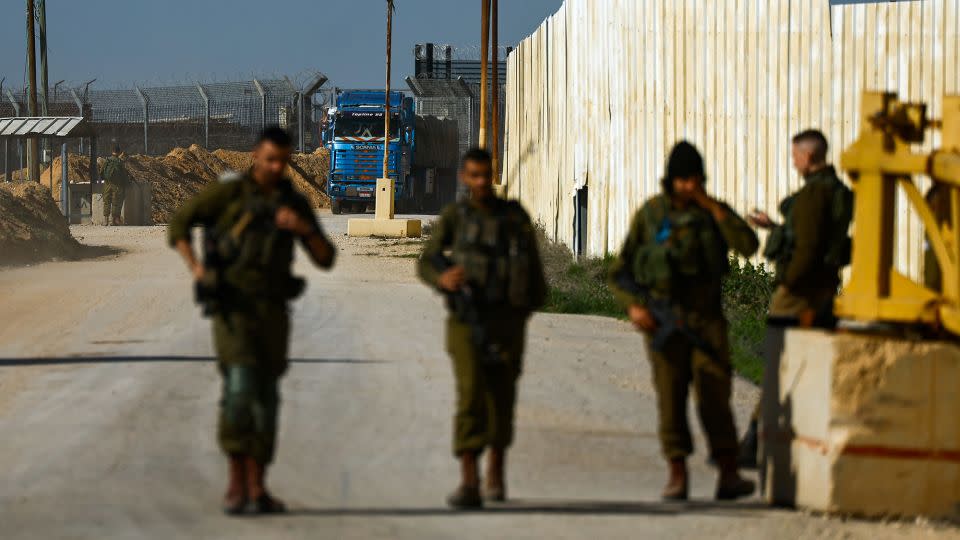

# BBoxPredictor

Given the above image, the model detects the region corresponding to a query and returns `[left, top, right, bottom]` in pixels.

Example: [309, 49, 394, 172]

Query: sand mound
[0, 182, 84, 266]
[41, 145, 331, 223]
[213, 149, 331, 209]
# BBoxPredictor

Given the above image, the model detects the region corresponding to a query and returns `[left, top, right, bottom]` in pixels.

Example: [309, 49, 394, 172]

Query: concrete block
[763, 329, 960, 519]
[347, 218, 422, 238]
[90, 182, 153, 226]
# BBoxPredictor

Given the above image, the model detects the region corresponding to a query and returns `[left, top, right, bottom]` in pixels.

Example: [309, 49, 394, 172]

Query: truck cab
[324, 90, 415, 214]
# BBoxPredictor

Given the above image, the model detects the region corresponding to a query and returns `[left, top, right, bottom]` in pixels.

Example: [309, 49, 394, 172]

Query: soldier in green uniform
[418, 148, 547, 509]
[101, 144, 130, 226]
[608, 141, 758, 501]
[168, 127, 336, 515]
[743, 130, 853, 466]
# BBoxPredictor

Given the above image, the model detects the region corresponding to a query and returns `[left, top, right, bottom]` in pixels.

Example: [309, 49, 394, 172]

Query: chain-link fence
[408, 44, 507, 163]
[1, 74, 327, 157]
[407, 77, 505, 164]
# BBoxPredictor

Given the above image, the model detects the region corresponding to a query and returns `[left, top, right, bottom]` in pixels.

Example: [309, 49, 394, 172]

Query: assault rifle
[431, 253, 505, 366]
[614, 268, 719, 361]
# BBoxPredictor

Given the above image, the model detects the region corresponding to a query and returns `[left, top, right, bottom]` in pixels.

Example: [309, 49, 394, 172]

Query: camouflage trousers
[212, 301, 290, 465]
[102, 182, 125, 221]
[446, 317, 527, 456]
[646, 317, 739, 460]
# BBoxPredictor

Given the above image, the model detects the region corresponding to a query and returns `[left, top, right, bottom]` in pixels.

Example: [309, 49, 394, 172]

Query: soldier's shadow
[0, 355, 385, 367]
[287, 499, 767, 518]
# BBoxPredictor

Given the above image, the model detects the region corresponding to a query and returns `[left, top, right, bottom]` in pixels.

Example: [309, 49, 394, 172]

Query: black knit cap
[666, 141, 705, 180]
[661, 141, 705, 194]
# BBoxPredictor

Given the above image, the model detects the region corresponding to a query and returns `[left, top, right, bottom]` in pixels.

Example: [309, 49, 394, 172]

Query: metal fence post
[196, 83, 209, 148]
[134, 86, 148, 154]
[253, 79, 266, 133]
[298, 91, 305, 152]
[69, 88, 85, 153]
[4, 138, 10, 183]
[60, 142, 68, 219]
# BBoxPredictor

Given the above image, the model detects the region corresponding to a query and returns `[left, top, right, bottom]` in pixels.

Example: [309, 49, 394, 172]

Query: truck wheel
[331, 199, 342, 215]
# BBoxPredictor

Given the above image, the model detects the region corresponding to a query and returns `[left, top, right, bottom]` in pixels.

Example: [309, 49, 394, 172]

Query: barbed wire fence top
[2, 75, 318, 156]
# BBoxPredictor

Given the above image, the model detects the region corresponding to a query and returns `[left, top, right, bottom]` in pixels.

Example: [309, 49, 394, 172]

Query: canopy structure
[0, 116, 95, 139]
[1, 116, 100, 222]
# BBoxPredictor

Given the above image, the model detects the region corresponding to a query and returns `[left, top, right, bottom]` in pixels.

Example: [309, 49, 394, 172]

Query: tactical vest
[451, 199, 535, 309]
[204, 178, 305, 302]
[631, 195, 729, 296]
[102, 157, 129, 186]
[763, 173, 853, 269]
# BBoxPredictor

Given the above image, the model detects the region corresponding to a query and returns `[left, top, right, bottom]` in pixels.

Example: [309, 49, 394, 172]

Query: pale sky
[0, 0, 564, 91]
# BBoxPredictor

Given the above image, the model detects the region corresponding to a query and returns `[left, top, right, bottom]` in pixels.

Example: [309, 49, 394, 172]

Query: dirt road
[0, 214, 953, 539]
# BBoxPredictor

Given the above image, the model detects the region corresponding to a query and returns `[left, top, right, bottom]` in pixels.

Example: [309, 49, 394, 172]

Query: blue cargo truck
[323, 89, 459, 214]
[324, 90, 414, 214]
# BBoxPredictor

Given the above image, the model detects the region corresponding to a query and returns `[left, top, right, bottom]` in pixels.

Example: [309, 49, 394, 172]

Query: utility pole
[37, 0, 48, 115]
[383, 0, 394, 180]
[491, 0, 500, 181]
[26, 0, 40, 183]
[478, 0, 490, 149]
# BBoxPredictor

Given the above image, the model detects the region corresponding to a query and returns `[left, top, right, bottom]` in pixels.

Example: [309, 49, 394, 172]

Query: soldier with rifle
[608, 141, 758, 501]
[168, 126, 336, 515]
[418, 147, 547, 509]
[100, 144, 130, 226]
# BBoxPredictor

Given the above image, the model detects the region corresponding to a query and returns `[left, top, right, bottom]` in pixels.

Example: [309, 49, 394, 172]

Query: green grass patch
[536, 227, 774, 384]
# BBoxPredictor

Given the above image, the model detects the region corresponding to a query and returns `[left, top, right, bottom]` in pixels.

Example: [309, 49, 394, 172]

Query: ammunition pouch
[763, 225, 792, 263]
[632, 243, 672, 294]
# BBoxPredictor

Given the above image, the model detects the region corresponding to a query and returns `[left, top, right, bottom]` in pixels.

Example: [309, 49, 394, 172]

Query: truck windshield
[334, 113, 401, 139]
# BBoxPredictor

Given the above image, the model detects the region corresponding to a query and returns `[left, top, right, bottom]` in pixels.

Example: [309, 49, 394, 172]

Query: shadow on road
[0, 355, 386, 367]
[286, 499, 767, 518]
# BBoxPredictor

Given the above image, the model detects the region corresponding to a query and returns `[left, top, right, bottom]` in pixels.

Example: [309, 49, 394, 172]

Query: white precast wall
[504, 0, 960, 278]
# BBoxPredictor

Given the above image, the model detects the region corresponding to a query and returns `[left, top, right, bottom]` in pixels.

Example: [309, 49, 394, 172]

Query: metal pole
[4, 139, 10, 183]
[26, 0, 40, 182]
[70, 88, 84, 153]
[478, 0, 490, 149]
[491, 0, 500, 181]
[196, 84, 209, 148]
[89, 135, 97, 220]
[253, 79, 266, 132]
[60, 142, 67, 219]
[383, 0, 393, 180]
[298, 91, 305, 153]
[134, 86, 148, 154]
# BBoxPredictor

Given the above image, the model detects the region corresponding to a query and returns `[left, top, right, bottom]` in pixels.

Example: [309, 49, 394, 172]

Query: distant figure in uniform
[743, 129, 853, 467]
[100, 144, 130, 226]
[608, 141, 758, 501]
[418, 147, 548, 509]
[168, 126, 336, 515]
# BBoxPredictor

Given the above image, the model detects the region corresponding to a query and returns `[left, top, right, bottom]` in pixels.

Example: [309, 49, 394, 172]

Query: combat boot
[483, 448, 507, 502]
[715, 455, 756, 500]
[222, 454, 247, 515]
[448, 452, 483, 510]
[661, 458, 688, 501]
[245, 456, 286, 514]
